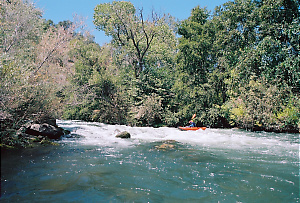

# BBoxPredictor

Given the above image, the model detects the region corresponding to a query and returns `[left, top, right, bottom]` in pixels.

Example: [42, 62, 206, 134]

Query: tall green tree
[173, 6, 217, 125]
[177, 6, 212, 85]
[93, 1, 175, 78]
[93, 1, 178, 126]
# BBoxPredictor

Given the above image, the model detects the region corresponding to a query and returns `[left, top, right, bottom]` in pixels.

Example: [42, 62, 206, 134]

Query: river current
[1, 120, 299, 202]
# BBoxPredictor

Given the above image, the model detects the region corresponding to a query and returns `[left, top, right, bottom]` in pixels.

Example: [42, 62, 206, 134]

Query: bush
[222, 79, 300, 132]
[277, 99, 300, 130]
[131, 93, 163, 126]
[162, 110, 179, 127]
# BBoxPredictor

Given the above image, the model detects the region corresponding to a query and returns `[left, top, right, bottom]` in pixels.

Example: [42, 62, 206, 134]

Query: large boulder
[25, 123, 64, 139]
[115, 131, 131, 139]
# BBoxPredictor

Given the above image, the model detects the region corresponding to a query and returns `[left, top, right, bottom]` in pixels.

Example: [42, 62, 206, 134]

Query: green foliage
[177, 6, 212, 84]
[62, 38, 130, 124]
[94, 1, 177, 78]
[1, 1, 88, 149]
[0, 0, 60, 127]
[277, 98, 300, 128]
[131, 93, 163, 126]
[222, 79, 299, 132]
[93, 1, 136, 37]
[1, 0, 299, 137]
[174, 0, 299, 132]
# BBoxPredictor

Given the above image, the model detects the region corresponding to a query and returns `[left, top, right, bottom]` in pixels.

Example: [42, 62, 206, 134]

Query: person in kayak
[188, 120, 196, 127]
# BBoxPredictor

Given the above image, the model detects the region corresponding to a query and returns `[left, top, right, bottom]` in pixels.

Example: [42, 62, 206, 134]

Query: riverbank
[235, 124, 300, 134]
[0, 117, 70, 151]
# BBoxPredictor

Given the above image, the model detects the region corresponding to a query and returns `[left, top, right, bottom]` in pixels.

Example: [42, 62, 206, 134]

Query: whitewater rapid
[57, 120, 299, 157]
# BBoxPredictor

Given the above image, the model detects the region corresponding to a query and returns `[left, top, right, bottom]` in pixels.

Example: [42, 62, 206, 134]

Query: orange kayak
[178, 127, 206, 131]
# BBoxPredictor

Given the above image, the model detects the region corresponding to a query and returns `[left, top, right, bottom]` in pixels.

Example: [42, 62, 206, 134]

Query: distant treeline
[1, 0, 299, 137]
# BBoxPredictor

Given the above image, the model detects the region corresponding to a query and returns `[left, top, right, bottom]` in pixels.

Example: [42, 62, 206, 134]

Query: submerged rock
[155, 143, 175, 150]
[155, 140, 178, 150]
[116, 131, 131, 139]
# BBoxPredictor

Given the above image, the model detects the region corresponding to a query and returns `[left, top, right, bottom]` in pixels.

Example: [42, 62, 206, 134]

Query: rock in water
[155, 143, 175, 150]
[155, 140, 177, 150]
[116, 131, 131, 139]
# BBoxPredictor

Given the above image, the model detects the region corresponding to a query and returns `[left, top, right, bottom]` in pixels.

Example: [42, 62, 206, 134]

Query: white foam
[57, 120, 299, 155]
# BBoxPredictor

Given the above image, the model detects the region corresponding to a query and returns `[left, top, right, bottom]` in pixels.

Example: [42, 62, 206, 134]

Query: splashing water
[1, 120, 299, 202]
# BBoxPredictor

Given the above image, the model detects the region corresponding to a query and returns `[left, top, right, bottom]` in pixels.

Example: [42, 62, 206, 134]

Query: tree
[1, 0, 45, 126]
[174, 0, 299, 131]
[217, 0, 300, 131]
[62, 37, 130, 124]
[177, 6, 212, 84]
[34, 25, 73, 74]
[173, 6, 217, 125]
[0, 0, 80, 127]
[94, 1, 166, 78]
[0, 0, 43, 54]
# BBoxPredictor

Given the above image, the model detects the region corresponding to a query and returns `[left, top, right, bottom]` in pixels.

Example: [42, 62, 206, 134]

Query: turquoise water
[1, 120, 299, 202]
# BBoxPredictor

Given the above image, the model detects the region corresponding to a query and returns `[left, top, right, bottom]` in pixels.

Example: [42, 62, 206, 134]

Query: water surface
[1, 120, 299, 202]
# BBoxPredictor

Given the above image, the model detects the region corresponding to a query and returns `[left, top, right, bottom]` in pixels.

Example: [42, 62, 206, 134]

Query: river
[1, 120, 299, 202]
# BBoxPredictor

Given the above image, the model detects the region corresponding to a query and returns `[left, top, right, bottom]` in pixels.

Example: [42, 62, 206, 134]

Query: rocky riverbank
[0, 116, 69, 150]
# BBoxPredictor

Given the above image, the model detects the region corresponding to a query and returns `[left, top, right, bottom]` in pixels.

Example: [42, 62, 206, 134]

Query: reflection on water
[1, 120, 299, 202]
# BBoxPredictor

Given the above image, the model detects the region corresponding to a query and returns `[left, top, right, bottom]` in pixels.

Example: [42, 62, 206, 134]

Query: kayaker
[189, 120, 196, 127]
